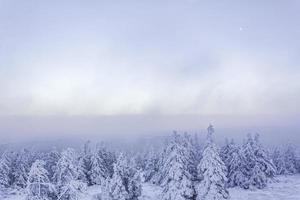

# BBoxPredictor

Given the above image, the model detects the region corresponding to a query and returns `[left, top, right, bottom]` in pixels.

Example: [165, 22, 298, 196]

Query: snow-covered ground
[140, 183, 162, 200]
[229, 175, 300, 200]
[140, 175, 300, 200]
[2, 175, 300, 200]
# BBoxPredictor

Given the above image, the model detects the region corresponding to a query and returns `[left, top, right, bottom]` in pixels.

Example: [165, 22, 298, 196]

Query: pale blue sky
[0, 0, 299, 116]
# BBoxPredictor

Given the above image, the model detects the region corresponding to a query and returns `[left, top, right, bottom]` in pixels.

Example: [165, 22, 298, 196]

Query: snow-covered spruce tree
[153, 132, 182, 186]
[240, 133, 276, 189]
[150, 146, 166, 185]
[89, 150, 107, 185]
[250, 162, 267, 189]
[79, 140, 116, 186]
[284, 144, 297, 174]
[0, 151, 14, 189]
[107, 153, 141, 200]
[161, 132, 195, 200]
[97, 143, 116, 179]
[182, 132, 198, 181]
[77, 155, 89, 184]
[221, 139, 246, 188]
[240, 134, 256, 189]
[26, 160, 55, 200]
[252, 134, 276, 179]
[108, 163, 128, 200]
[53, 148, 77, 185]
[54, 148, 86, 200]
[44, 148, 61, 182]
[227, 148, 246, 188]
[13, 149, 34, 189]
[77, 141, 93, 185]
[156, 133, 183, 186]
[220, 139, 237, 168]
[272, 147, 288, 175]
[127, 166, 142, 200]
[143, 146, 160, 183]
[197, 125, 229, 200]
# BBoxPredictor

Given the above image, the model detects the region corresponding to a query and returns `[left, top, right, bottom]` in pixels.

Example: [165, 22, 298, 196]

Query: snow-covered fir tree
[53, 148, 78, 185]
[220, 139, 237, 167]
[143, 146, 160, 183]
[54, 148, 85, 200]
[77, 141, 93, 185]
[12, 149, 31, 189]
[240, 133, 276, 189]
[127, 167, 142, 200]
[97, 143, 115, 179]
[26, 160, 55, 200]
[272, 147, 288, 175]
[89, 150, 107, 185]
[44, 148, 60, 182]
[161, 132, 195, 200]
[197, 125, 229, 200]
[77, 155, 89, 184]
[252, 134, 276, 179]
[108, 164, 128, 200]
[240, 134, 257, 189]
[0, 151, 14, 189]
[182, 132, 198, 181]
[250, 162, 267, 189]
[108, 153, 128, 200]
[79, 141, 115, 186]
[226, 148, 245, 188]
[284, 144, 298, 174]
[221, 139, 246, 188]
[107, 153, 141, 200]
[150, 147, 167, 185]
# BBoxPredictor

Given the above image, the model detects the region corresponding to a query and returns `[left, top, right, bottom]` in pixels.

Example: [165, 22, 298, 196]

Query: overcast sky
[0, 0, 299, 142]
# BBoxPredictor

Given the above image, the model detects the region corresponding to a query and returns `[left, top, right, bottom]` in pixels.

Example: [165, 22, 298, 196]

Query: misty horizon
[0, 114, 299, 146]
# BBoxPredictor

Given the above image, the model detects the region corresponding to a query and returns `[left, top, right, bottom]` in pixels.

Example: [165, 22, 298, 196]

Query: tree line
[0, 125, 299, 200]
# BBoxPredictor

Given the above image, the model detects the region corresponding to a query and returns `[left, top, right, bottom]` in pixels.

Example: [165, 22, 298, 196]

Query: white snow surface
[140, 175, 300, 200]
[2, 175, 300, 200]
[229, 175, 300, 200]
[140, 183, 162, 200]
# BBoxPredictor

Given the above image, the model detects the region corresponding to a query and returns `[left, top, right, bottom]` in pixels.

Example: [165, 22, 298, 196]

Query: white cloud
[0, 0, 299, 116]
